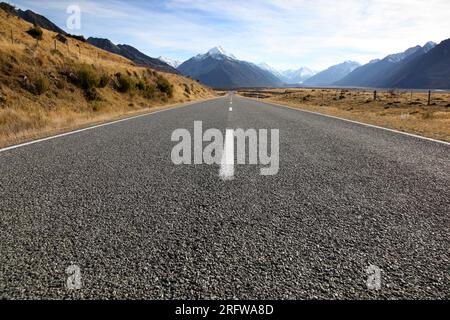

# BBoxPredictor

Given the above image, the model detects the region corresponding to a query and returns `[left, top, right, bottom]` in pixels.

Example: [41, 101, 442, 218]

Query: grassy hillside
[0, 9, 214, 147]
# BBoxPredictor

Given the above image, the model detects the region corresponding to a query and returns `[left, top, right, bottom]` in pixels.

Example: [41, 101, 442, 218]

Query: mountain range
[258, 64, 317, 84]
[336, 42, 437, 88]
[87, 38, 179, 74]
[384, 39, 450, 89]
[177, 47, 283, 88]
[1, 1, 449, 89]
[303, 61, 361, 86]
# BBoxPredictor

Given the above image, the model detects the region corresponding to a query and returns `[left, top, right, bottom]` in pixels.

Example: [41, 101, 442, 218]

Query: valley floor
[238, 88, 450, 142]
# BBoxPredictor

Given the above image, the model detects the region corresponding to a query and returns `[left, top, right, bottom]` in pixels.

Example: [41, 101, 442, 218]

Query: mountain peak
[158, 56, 182, 68]
[208, 46, 227, 55]
[424, 41, 437, 53]
[191, 46, 236, 61]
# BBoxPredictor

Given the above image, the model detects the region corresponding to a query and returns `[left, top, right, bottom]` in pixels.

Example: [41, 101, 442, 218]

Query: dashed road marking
[219, 129, 234, 180]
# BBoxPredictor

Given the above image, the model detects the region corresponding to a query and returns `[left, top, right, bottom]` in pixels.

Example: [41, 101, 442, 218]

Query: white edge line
[243, 97, 450, 146]
[0, 97, 221, 153]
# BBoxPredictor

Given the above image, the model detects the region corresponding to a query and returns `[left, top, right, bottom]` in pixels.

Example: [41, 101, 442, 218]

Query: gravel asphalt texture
[0, 94, 449, 299]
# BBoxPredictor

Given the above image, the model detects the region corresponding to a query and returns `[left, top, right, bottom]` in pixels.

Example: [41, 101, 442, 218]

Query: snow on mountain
[193, 46, 237, 61]
[423, 41, 437, 53]
[258, 63, 284, 79]
[178, 47, 282, 88]
[258, 63, 317, 84]
[158, 56, 182, 68]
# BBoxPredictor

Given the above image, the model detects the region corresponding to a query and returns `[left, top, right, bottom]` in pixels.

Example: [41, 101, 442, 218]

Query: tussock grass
[239, 88, 450, 142]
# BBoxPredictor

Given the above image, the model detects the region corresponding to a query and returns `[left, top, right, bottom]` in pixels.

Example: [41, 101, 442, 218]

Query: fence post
[54, 39, 57, 51]
[373, 90, 377, 101]
[427, 90, 431, 105]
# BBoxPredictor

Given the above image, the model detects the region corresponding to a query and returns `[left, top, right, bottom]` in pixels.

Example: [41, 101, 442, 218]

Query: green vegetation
[183, 83, 191, 95]
[67, 34, 86, 42]
[29, 76, 49, 96]
[26, 25, 43, 40]
[156, 74, 173, 98]
[67, 64, 107, 101]
[98, 74, 110, 88]
[115, 72, 135, 93]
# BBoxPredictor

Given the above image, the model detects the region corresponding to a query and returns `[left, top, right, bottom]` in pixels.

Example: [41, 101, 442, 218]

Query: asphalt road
[0, 94, 449, 299]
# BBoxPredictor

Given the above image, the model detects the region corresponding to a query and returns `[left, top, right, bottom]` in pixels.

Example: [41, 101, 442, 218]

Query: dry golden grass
[0, 10, 214, 147]
[239, 88, 450, 142]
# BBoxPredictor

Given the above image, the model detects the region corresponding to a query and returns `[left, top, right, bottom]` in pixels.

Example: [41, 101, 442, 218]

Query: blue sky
[9, 0, 450, 71]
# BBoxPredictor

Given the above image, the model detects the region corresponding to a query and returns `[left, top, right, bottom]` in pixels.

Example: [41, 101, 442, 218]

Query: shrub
[31, 76, 49, 95]
[67, 34, 86, 42]
[98, 74, 110, 88]
[156, 75, 173, 98]
[136, 80, 146, 91]
[77, 64, 99, 90]
[55, 79, 65, 89]
[183, 83, 191, 95]
[115, 73, 134, 93]
[142, 83, 156, 99]
[55, 33, 68, 44]
[66, 64, 106, 101]
[84, 87, 101, 101]
[91, 101, 102, 112]
[26, 26, 43, 40]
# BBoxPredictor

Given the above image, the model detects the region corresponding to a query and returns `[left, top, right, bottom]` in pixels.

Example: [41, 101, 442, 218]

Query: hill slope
[0, 2, 66, 34]
[178, 47, 283, 88]
[0, 9, 213, 147]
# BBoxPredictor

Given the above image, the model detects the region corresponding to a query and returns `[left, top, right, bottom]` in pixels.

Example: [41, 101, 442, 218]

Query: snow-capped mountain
[177, 47, 282, 88]
[158, 56, 182, 69]
[258, 63, 317, 84]
[193, 46, 237, 61]
[336, 41, 437, 87]
[258, 62, 284, 79]
[280, 67, 317, 84]
[303, 61, 361, 86]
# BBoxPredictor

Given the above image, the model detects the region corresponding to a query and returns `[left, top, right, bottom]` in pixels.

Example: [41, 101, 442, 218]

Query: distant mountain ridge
[87, 38, 179, 74]
[178, 47, 282, 88]
[303, 61, 361, 86]
[258, 63, 317, 84]
[158, 56, 182, 68]
[336, 42, 437, 88]
[383, 39, 450, 89]
[280, 67, 317, 84]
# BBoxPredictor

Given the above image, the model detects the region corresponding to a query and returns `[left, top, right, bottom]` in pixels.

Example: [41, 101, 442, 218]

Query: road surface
[0, 94, 449, 299]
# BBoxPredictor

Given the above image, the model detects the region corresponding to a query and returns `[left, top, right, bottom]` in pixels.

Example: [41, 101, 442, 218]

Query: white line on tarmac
[229, 107, 233, 112]
[219, 129, 235, 180]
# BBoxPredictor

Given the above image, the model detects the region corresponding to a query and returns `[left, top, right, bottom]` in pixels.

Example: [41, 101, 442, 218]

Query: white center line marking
[229, 107, 233, 112]
[219, 129, 234, 180]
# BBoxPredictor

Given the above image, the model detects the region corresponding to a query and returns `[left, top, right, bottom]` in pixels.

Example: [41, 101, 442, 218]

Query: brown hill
[0, 9, 213, 147]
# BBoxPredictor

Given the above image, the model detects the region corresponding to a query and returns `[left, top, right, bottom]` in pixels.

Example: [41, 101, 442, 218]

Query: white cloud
[12, 0, 450, 70]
